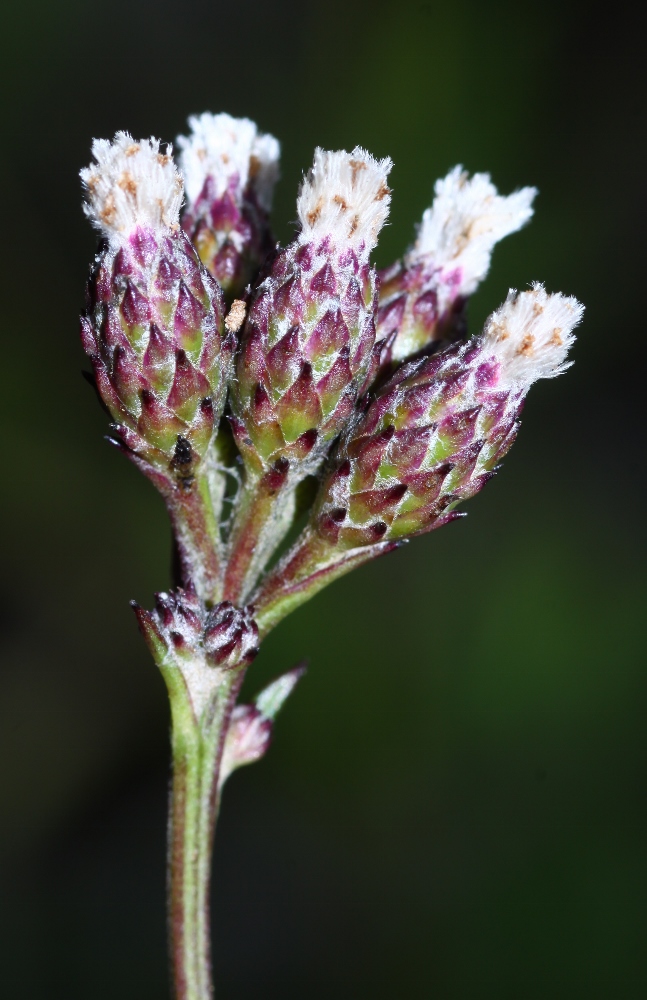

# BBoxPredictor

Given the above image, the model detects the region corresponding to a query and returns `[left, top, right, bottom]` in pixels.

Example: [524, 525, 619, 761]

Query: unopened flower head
[134, 590, 259, 718]
[220, 665, 305, 786]
[297, 147, 392, 255]
[177, 113, 280, 299]
[81, 132, 183, 242]
[230, 146, 393, 480]
[80, 133, 231, 480]
[311, 285, 582, 549]
[377, 166, 537, 367]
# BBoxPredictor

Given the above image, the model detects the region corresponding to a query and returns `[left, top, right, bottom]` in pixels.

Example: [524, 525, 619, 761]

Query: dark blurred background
[0, 1, 645, 996]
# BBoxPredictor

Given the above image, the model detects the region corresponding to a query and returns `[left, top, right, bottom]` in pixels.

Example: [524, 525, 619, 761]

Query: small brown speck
[349, 159, 367, 183]
[532, 300, 544, 317]
[157, 153, 170, 166]
[375, 183, 391, 201]
[118, 171, 137, 196]
[307, 197, 324, 226]
[333, 195, 348, 211]
[85, 173, 99, 193]
[221, 152, 230, 165]
[125, 144, 140, 157]
[518, 333, 535, 356]
[550, 328, 563, 346]
[100, 193, 116, 225]
[348, 214, 359, 237]
[225, 299, 247, 334]
[249, 154, 261, 179]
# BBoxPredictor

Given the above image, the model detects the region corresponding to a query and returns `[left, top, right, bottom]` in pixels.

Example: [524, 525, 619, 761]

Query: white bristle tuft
[409, 166, 537, 295]
[483, 283, 584, 390]
[80, 132, 183, 241]
[296, 147, 392, 254]
[176, 112, 280, 210]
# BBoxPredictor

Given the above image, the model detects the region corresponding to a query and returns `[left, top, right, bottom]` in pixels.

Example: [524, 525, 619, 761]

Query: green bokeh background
[0, 1, 645, 996]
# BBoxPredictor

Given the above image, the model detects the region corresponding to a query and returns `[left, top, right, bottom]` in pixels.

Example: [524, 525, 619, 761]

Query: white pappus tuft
[176, 112, 281, 211]
[80, 132, 183, 241]
[409, 166, 537, 295]
[297, 146, 392, 254]
[483, 283, 584, 390]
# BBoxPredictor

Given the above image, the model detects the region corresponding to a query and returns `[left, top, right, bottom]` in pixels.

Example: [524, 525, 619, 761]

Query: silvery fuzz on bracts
[78, 111, 583, 1000]
[80, 133, 233, 486]
[316, 284, 582, 547]
[253, 284, 583, 624]
[177, 113, 280, 302]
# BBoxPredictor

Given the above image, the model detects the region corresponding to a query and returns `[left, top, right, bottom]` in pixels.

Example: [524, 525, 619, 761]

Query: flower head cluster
[80, 112, 582, 628]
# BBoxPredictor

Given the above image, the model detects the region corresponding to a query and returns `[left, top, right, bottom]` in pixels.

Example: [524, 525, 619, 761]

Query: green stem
[167, 670, 243, 1000]
[167, 468, 224, 604]
[252, 528, 401, 638]
[223, 469, 295, 605]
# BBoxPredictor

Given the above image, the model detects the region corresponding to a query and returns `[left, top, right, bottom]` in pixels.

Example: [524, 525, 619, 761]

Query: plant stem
[167, 469, 224, 604]
[252, 528, 400, 637]
[223, 469, 295, 605]
[167, 671, 243, 1000]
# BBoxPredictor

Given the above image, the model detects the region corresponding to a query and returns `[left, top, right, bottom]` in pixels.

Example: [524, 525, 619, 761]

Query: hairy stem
[252, 528, 400, 637]
[223, 469, 296, 605]
[167, 468, 224, 604]
[167, 671, 243, 1000]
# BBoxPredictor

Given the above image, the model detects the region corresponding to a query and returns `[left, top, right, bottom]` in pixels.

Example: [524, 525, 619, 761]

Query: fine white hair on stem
[483, 283, 584, 390]
[296, 146, 392, 254]
[409, 166, 537, 295]
[80, 132, 183, 242]
[176, 112, 281, 211]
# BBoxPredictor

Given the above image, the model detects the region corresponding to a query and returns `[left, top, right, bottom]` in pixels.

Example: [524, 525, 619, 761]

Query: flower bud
[315, 284, 582, 547]
[219, 664, 305, 785]
[133, 588, 259, 718]
[80, 133, 233, 482]
[377, 167, 536, 368]
[203, 601, 260, 669]
[230, 146, 392, 479]
[177, 113, 280, 300]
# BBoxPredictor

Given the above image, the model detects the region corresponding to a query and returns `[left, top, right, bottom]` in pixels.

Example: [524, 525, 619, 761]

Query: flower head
[296, 147, 392, 255]
[483, 283, 583, 390]
[80, 132, 183, 242]
[409, 166, 537, 295]
[176, 113, 280, 298]
[177, 112, 280, 213]
[375, 167, 537, 371]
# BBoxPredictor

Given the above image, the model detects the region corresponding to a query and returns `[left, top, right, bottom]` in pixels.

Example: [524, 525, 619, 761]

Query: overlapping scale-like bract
[314, 339, 522, 547]
[80, 134, 233, 483]
[134, 587, 259, 715]
[81, 225, 233, 480]
[314, 283, 582, 549]
[230, 147, 392, 479]
[230, 237, 379, 475]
